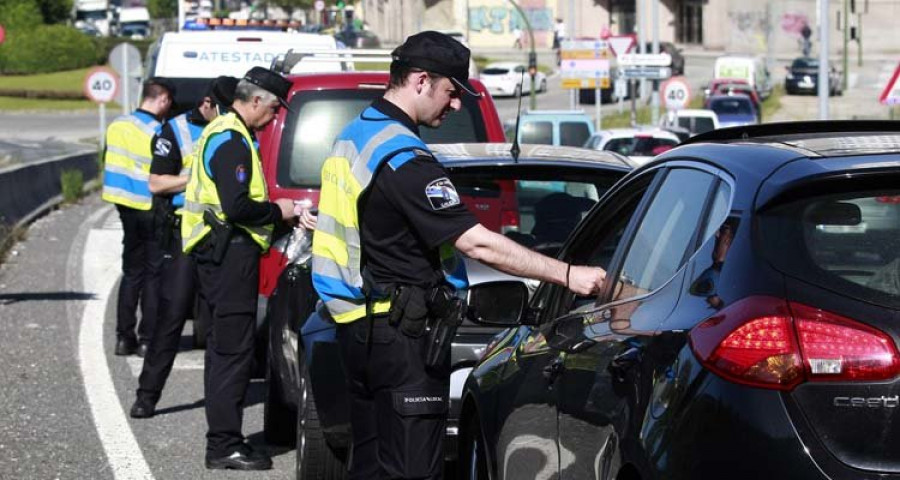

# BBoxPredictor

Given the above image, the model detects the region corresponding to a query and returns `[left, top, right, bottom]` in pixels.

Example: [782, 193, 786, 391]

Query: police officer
[129, 76, 238, 419]
[181, 67, 297, 470]
[311, 31, 605, 479]
[102, 77, 175, 357]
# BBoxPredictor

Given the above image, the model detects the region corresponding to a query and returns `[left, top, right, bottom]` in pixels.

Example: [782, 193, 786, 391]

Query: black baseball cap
[391, 31, 479, 97]
[207, 75, 238, 109]
[242, 66, 292, 109]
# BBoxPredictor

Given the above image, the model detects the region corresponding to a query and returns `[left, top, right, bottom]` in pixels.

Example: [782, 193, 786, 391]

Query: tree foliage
[0, 24, 96, 74]
[36, 0, 74, 24]
[0, 0, 43, 31]
[147, 0, 177, 19]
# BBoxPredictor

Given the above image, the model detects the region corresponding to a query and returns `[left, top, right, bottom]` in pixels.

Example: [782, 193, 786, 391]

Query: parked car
[505, 110, 594, 147]
[713, 54, 773, 100]
[707, 94, 759, 127]
[265, 143, 633, 478]
[584, 127, 681, 164]
[706, 81, 760, 111]
[659, 108, 720, 137]
[703, 77, 750, 100]
[458, 120, 900, 480]
[479, 62, 547, 98]
[785, 56, 843, 96]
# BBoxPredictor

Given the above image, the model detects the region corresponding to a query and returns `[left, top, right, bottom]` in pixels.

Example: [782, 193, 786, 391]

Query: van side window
[521, 121, 553, 145]
[560, 121, 591, 147]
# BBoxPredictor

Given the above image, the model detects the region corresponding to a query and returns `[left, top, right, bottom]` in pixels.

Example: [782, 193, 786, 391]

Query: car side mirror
[467, 281, 528, 326]
[544, 315, 595, 353]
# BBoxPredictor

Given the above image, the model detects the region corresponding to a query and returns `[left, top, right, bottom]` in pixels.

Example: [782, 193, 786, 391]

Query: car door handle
[542, 357, 565, 382]
[608, 346, 642, 382]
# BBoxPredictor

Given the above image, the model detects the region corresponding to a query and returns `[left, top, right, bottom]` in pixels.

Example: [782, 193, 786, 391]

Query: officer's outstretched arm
[454, 224, 604, 296]
[149, 173, 189, 194]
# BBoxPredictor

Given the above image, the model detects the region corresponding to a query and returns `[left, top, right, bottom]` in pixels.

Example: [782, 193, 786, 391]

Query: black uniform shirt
[360, 98, 478, 288]
[203, 111, 281, 227]
[150, 108, 206, 206]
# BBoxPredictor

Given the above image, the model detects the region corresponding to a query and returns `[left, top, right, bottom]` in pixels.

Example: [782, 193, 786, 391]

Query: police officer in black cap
[312, 31, 605, 479]
[180, 67, 300, 470]
[129, 75, 238, 420]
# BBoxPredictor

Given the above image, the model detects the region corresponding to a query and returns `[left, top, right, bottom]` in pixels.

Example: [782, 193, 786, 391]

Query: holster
[203, 209, 233, 264]
[423, 285, 466, 369]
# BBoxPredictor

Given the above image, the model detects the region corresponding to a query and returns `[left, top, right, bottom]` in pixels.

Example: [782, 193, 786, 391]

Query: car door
[552, 165, 728, 479]
[491, 171, 660, 480]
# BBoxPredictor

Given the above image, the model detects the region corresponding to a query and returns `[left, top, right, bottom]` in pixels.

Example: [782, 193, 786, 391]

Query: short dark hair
[142, 77, 175, 101]
[388, 65, 442, 91]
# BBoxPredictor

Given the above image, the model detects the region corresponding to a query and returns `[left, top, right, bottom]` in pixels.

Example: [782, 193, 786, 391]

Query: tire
[295, 353, 348, 480]
[264, 357, 297, 445]
[458, 414, 490, 480]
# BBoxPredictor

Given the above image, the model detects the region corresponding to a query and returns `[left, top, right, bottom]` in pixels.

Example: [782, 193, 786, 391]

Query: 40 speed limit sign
[83, 67, 119, 103]
[661, 77, 691, 111]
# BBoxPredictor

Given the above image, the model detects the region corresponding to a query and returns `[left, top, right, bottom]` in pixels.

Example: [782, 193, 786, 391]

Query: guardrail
[0, 149, 100, 250]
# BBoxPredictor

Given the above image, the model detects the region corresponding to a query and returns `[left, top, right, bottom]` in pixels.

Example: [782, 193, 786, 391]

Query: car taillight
[500, 209, 519, 234]
[689, 296, 900, 390]
[876, 196, 900, 204]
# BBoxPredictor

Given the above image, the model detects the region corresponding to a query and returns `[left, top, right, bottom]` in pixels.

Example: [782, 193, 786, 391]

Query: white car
[584, 128, 681, 165]
[479, 62, 547, 98]
[659, 108, 720, 137]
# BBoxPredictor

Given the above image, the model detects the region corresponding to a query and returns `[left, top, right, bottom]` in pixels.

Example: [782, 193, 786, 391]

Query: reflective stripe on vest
[180, 112, 272, 253]
[312, 106, 440, 324]
[101, 112, 161, 210]
[169, 113, 204, 208]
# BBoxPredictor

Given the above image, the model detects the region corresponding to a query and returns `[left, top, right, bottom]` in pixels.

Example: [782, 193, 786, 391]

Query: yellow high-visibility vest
[101, 111, 161, 210]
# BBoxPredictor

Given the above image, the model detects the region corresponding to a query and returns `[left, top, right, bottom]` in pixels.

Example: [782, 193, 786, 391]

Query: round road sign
[314, 0, 325, 11]
[661, 76, 691, 111]
[0, 25, 5, 45]
[84, 67, 119, 103]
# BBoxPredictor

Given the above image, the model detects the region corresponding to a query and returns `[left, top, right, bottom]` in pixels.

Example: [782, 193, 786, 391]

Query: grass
[760, 84, 784, 122]
[0, 68, 91, 92]
[0, 96, 104, 110]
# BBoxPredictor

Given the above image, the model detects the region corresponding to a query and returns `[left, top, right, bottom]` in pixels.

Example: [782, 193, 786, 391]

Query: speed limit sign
[83, 67, 119, 104]
[661, 77, 691, 111]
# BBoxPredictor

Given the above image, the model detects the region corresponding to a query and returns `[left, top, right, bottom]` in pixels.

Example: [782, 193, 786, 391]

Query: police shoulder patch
[235, 164, 248, 184]
[153, 138, 172, 157]
[425, 177, 461, 210]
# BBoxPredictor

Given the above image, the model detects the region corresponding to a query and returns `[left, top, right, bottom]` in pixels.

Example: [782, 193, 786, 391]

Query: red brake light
[500, 209, 520, 234]
[876, 195, 900, 204]
[689, 296, 900, 390]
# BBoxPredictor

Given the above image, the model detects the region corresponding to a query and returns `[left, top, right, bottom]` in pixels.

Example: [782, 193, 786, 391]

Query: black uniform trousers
[116, 204, 162, 344]
[137, 227, 210, 403]
[337, 314, 450, 480]
[194, 234, 260, 458]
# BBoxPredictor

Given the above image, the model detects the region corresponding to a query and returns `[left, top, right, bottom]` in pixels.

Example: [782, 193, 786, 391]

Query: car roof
[484, 62, 523, 69]
[430, 143, 636, 170]
[708, 94, 753, 103]
[671, 108, 717, 117]
[594, 127, 680, 139]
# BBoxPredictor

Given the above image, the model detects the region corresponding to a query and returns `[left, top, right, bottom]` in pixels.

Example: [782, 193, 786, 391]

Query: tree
[0, 0, 43, 30]
[36, 0, 73, 24]
[147, 0, 177, 19]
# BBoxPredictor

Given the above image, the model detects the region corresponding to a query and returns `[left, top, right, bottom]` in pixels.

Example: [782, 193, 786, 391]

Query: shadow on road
[0, 291, 95, 304]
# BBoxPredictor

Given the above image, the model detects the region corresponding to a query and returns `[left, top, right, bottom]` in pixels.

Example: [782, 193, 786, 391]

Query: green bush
[61, 169, 85, 204]
[0, 0, 42, 31]
[0, 25, 97, 74]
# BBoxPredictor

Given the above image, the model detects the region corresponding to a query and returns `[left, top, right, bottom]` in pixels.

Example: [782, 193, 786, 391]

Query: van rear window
[759, 187, 900, 308]
[278, 89, 488, 188]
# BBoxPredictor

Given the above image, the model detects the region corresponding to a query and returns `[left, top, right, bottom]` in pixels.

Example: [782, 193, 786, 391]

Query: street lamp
[507, 0, 537, 110]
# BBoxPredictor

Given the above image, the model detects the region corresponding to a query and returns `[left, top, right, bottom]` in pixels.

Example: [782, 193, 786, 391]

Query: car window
[677, 116, 715, 134]
[710, 98, 754, 115]
[604, 137, 636, 156]
[482, 67, 509, 75]
[559, 121, 591, 147]
[631, 137, 678, 156]
[612, 168, 717, 300]
[520, 121, 553, 145]
[278, 89, 486, 188]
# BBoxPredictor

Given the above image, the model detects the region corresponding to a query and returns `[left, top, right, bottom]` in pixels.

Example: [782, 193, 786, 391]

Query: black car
[262, 143, 633, 479]
[458, 122, 900, 480]
[785, 56, 842, 96]
[646, 41, 685, 76]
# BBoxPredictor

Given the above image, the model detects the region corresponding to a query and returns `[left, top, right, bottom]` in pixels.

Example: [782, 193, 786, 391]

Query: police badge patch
[153, 138, 172, 157]
[235, 164, 248, 184]
[425, 177, 460, 210]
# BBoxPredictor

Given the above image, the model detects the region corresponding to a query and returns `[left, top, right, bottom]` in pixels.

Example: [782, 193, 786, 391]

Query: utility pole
[507, 0, 537, 110]
[650, 0, 659, 126]
[843, 0, 849, 92]
[818, 0, 830, 120]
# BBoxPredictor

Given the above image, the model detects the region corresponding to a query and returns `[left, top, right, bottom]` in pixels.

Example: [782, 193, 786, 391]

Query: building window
[676, 0, 703, 44]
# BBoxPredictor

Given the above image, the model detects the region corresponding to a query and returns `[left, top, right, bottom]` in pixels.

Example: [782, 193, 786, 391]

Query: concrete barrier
[0, 149, 100, 248]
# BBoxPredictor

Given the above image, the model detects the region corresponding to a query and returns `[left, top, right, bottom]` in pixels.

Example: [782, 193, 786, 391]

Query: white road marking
[125, 353, 205, 377]
[79, 218, 154, 480]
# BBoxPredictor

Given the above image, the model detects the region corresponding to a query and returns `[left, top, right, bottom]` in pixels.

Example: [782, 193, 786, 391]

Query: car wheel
[459, 414, 490, 480]
[295, 353, 348, 480]
[539, 79, 547, 93]
[264, 355, 297, 445]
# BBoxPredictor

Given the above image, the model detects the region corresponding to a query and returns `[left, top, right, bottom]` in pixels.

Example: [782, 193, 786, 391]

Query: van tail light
[876, 196, 900, 204]
[689, 296, 900, 390]
[500, 209, 519, 234]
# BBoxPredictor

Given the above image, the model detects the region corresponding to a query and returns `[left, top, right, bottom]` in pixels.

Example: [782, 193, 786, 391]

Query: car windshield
[677, 116, 715, 134]
[482, 68, 510, 75]
[710, 97, 754, 115]
[759, 187, 900, 309]
[278, 89, 487, 188]
[792, 58, 818, 69]
[604, 136, 677, 156]
[449, 165, 621, 255]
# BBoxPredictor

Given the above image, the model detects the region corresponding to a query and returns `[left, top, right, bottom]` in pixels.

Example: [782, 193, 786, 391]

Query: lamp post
[507, 0, 537, 110]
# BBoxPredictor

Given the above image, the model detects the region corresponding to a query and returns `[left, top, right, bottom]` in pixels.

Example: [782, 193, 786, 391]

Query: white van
[144, 30, 344, 113]
[713, 54, 773, 100]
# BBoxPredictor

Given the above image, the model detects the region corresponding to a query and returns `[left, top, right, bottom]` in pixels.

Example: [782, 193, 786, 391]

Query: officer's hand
[567, 265, 606, 296]
[295, 207, 318, 230]
[274, 198, 296, 220]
